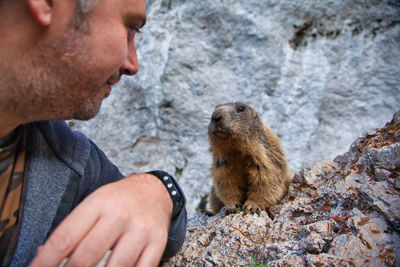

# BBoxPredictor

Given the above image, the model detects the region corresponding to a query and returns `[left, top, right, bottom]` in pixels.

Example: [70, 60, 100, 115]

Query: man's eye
[127, 27, 142, 41]
[131, 27, 142, 34]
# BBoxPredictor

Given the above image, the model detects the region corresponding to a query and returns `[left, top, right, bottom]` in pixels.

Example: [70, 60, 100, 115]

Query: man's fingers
[135, 242, 167, 267]
[134, 225, 168, 267]
[106, 224, 167, 267]
[105, 229, 146, 267]
[64, 216, 124, 267]
[30, 198, 99, 267]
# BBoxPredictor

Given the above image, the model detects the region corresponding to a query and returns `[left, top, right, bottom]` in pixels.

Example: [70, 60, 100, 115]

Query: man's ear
[25, 0, 53, 26]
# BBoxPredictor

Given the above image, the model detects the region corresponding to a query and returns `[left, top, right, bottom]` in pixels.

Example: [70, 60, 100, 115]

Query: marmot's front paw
[224, 203, 243, 215]
[243, 201, 262, 216]
[203, 210, 216, 216]
[224, 208, 237, 215]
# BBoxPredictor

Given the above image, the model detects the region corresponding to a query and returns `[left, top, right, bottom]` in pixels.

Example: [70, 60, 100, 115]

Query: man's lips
[106, 79, 119, 87]
[104, 74, 120, 98]
[104, 80, 118, 98]
[106, 73, 121, 87]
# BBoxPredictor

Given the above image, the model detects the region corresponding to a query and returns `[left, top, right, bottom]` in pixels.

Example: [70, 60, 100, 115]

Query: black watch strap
[147, 170, 185, 219]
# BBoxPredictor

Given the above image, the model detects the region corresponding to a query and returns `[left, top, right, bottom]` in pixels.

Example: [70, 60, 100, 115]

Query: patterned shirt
[0, 126, 29, 265]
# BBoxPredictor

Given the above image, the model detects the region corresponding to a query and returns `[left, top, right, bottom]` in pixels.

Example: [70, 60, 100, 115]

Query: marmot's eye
[237, 106, 246, 113]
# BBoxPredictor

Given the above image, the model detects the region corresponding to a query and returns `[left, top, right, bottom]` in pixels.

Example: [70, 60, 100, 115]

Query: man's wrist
[146, 170, 185, 220]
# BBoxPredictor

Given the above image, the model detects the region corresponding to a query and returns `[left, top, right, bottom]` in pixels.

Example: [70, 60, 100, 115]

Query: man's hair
[74, 0, 99, 27]
[76, 0, 99, 13]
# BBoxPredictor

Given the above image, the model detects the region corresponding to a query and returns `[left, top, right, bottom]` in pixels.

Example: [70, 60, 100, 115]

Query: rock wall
[71, 0, 400, 217]
[162, 111, 400, 266]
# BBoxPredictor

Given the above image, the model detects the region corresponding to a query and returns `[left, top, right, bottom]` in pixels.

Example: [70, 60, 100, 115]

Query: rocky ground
[163, 111, 400, 266]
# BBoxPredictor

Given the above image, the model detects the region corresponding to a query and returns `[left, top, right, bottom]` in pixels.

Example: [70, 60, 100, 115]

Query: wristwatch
[146, 170, 185, 219]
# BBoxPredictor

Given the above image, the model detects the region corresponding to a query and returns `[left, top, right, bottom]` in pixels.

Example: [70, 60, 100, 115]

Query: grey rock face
[71, 0, 400, 217]
[162, 111, 400, 266]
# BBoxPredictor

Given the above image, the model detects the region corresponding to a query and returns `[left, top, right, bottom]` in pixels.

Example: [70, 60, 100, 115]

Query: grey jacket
[9, 121, 186, 266]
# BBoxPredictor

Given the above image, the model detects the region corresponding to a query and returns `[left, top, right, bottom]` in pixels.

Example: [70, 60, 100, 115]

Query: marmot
[207, 102, 292, 215]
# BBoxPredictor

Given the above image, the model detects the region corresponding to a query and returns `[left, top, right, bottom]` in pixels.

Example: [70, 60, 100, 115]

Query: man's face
[10, 0, 146, 121]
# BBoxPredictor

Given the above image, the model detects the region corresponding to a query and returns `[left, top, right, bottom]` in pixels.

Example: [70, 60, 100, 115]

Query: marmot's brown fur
[207, 102, 292, 215]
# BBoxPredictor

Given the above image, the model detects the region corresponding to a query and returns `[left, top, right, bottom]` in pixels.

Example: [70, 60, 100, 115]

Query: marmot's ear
[253, 110, 258, 118]
[25, 0, 53, 26]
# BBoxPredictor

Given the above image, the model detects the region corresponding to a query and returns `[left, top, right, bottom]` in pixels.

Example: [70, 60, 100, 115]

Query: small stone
[300, 232, 326, 254]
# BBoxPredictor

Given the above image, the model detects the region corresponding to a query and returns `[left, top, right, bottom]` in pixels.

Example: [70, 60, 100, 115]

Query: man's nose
[120, 41, 139, 76]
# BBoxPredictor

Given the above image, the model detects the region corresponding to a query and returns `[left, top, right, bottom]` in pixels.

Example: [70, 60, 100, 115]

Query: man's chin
[72, 113, 97, 121]
[72, 103, 102, 121]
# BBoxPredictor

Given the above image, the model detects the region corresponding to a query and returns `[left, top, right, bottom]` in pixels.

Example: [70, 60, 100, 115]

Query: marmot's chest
[216, 152, 256, 174]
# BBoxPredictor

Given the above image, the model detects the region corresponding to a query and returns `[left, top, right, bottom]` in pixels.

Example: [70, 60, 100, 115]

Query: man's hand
[30, 173, 173, 267]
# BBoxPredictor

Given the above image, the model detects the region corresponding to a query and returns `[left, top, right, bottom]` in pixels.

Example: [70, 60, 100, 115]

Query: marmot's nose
[211, 114, 222, 123]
